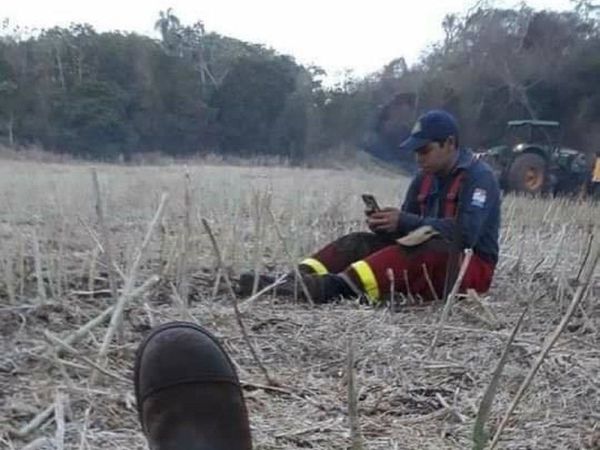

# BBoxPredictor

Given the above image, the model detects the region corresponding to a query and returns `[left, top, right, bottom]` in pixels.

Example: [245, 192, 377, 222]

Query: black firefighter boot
[238, 271, 356, 303]
[134, 322, 252, 450]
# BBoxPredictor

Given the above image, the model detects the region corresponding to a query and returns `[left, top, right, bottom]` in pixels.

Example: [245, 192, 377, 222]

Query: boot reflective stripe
[300, 258, 329, 275]
[350, 260, 380, 303]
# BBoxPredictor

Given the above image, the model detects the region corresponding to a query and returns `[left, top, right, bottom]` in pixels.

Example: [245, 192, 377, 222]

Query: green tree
[210, 55, 299, 155]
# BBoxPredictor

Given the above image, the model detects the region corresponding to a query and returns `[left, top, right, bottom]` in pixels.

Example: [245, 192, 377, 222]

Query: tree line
[0, 2, 599, 162]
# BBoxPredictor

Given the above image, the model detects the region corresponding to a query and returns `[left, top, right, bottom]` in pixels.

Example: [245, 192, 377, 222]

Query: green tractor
[477, 120, 590, 196]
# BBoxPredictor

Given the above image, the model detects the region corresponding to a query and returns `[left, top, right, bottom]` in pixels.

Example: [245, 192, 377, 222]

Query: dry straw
[1, 162, 599, 449]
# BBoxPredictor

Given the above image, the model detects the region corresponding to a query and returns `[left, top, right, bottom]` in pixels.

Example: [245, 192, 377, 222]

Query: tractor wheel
[507, 153, 548, 195]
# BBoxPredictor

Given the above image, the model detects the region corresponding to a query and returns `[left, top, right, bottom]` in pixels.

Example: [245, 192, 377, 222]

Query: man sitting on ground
[240, 110, 501, 305]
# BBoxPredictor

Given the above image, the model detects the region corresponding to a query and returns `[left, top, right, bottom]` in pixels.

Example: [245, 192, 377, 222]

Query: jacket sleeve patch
[471, 188, 487, 208]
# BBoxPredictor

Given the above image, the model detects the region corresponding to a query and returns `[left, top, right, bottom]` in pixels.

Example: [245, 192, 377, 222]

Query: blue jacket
[397, 148, 501, 264]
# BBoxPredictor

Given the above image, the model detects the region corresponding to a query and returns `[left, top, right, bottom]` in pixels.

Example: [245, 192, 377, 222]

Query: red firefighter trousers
[299, 232, 494, 304]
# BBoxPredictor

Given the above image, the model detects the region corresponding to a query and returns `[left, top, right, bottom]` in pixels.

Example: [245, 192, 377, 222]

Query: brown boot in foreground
[134, 322, 252, 450]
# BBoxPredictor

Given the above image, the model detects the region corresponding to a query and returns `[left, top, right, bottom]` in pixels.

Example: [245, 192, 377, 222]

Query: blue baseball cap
[399, 110, 459, 152]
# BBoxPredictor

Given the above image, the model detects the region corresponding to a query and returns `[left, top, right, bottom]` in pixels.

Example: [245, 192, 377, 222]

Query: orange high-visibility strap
[593, 156, 600, 183]
[417, 174, 433, 217]
[417, 171, 466, 219]
[444, 171, 466, 218]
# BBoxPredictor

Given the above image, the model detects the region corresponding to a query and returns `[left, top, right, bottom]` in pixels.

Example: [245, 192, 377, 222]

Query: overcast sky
[3, 0, 574, 79]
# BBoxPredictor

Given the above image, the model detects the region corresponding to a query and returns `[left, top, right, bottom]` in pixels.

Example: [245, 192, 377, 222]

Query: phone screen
[362, 194, 380, 212]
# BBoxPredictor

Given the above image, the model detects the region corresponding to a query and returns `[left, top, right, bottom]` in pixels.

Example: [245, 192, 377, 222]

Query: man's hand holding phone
[362, 194, 400, 233]
[367, 208, 401, 233]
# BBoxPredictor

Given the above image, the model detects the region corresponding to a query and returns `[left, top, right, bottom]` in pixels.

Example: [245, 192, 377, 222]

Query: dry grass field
[0, 159, 599, 449]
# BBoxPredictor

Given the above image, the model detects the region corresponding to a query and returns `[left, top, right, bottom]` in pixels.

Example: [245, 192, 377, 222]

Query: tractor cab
[505, 120, 560, 151]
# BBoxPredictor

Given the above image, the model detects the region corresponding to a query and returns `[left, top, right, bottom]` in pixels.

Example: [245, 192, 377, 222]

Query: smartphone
[361, 194, 381, 214]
